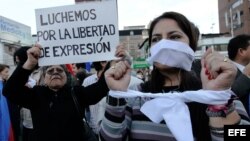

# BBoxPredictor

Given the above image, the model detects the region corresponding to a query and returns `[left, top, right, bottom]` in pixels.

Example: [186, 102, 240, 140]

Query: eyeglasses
[46, 68, 64, 75]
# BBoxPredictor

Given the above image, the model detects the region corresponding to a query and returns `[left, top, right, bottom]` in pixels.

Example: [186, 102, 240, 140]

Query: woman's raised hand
[23, 44, 41, 70]
[105, 60, 131, 91]
[201, 48, 237, 90]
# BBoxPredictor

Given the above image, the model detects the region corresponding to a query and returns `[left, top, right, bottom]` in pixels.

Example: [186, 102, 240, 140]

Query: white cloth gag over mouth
[147, 39, 195, 71]
[109, 89, 234, 141]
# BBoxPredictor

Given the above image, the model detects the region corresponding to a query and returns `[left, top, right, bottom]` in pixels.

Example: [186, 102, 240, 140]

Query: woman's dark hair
[148, 12, 198, 51]
[0, 64, 9, 72]
[13, 46, 40, 69]
[145, 11, 201, 92]
[75, 63, 86, 69]
[92, 61, 107, 72]
[141, 11, 210, 141]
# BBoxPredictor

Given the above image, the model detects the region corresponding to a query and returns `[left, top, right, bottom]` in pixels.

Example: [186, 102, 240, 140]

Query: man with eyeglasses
[2, 44, 130, 141]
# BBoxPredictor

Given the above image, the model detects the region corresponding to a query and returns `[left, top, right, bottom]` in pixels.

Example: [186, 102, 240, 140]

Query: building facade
[0, 16, 33, 70]
[119, 26, 149, 69]
[218, 0, 250, 36]
[119, 27, 148, 59]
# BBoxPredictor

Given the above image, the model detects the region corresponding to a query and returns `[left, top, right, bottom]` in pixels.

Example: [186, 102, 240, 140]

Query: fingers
[104, 60, 131, 91]
[113, 62, 126, 79]
[28, 44, 41, 59]
[201, 48, 216, 80]
[34, 43, 42, 48]
[204, 51, 223, 79]
[115, 44, 129, 58]
[203, 51, 236, 80]
[112, 61, 130, 80]
[201, 49, 237, 90]
[124, 60, 132, 69]
[201, 48, 213, 68]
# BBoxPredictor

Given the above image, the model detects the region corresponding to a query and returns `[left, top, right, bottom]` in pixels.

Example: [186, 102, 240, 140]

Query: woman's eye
[169, 35, 181, 40]
[56, 68, 64, 73]
[151, 37, 161, 43]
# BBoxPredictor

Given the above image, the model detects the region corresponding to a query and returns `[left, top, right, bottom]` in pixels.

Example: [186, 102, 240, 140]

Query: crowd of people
[0, 11, 250, 141]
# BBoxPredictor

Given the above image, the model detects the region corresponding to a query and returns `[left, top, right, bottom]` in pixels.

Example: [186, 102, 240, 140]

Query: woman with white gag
[101, 12, 250, 141]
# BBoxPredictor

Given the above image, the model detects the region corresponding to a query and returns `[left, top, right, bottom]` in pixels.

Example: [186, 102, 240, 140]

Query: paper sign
[35, 0, 118, 66]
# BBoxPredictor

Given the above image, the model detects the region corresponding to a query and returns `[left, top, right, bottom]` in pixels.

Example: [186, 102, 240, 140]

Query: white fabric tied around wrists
[109, 89, 234, 141]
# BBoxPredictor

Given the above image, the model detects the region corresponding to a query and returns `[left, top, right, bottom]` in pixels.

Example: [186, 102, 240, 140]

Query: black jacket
[3, 66, 109, 141]
[231, 69, 250, 115]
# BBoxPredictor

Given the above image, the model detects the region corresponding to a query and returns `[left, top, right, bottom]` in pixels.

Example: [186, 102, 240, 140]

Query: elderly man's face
[44, 65, 67, 90]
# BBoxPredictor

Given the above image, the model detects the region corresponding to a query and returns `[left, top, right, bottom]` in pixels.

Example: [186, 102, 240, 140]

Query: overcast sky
[0, 0, 219, 34]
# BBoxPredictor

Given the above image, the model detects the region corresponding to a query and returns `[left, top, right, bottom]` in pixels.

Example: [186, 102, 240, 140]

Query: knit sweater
[100, 86, 250, 141]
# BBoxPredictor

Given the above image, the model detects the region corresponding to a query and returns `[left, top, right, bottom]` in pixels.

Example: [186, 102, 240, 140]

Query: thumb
[201, 48, 213, 68]
[124, 67, 132, 78]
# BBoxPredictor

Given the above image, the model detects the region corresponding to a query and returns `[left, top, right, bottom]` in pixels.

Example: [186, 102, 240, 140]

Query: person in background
[136, 70, 144, 80]
[8, 47, 36, 141]
[72, 63, 91, 86]
[100, 11, 250, 141]
[82, 61, 108, 137]
[227, 34, 250, 115]
[72, 62, 93, 124]
[0, 64, 14, 141]
[0, 64, 10, 81]
[3, 44, 110, 141]
[143, 67, 151, 81]
[110, 45, 144, 88]
[14, 46, 42, 141]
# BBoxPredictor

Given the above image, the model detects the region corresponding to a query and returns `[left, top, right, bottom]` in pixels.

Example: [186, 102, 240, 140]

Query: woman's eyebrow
[152, 33, 162, 37]
[168, 31, 183, 35]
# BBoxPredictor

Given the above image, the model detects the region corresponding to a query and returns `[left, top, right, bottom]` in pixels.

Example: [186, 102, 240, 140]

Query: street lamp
[210, 23, 215, 33]
[128, 30, 134, 54]
[229, 7, 234, 37]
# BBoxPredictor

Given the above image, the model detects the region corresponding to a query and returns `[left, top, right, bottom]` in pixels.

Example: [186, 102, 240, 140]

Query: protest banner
[35, 0, 118, 66]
